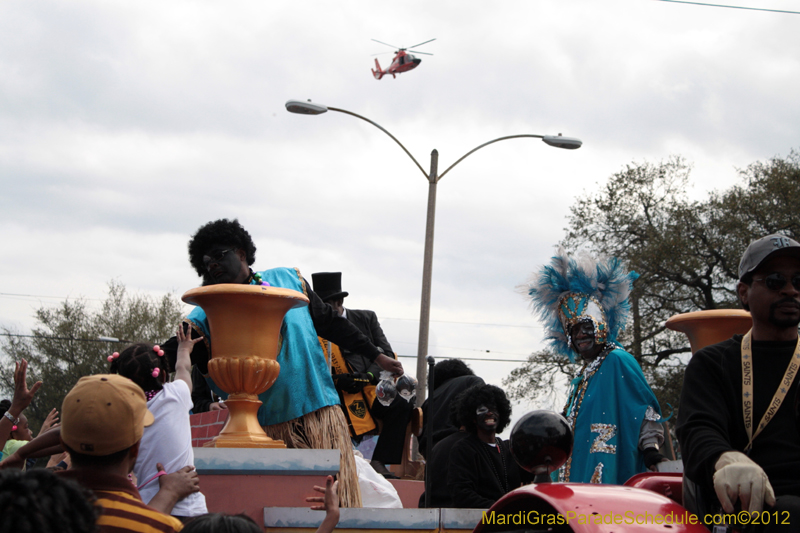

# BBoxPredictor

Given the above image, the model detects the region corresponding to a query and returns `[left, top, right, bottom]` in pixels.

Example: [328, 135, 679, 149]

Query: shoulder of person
[260, 266, 296, 276]
[604, 348, 644, 370]
[162, 380, 191, 400]
[690, 335, 743, 366]
[450, 434, 478, 453]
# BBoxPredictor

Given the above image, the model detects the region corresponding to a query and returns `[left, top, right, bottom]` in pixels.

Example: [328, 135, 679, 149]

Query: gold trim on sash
[318, 337, 377, 436]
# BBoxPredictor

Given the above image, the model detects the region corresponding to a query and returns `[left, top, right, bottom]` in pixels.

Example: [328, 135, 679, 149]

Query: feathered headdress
[520, 248, 638, 362]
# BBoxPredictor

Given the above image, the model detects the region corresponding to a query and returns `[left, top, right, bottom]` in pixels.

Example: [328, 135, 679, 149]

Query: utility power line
[0, 292, 105, 301]
[382, 316, 536, 329]
[654, 0, 800, 14]
[0, 333, 532, 363]
[397, 354, 529, 363]
[0, 333, 131, 343]
[0, 292, 537, 330]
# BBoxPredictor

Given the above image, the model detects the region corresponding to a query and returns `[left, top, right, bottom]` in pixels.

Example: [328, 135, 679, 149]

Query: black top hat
[311, 272, 349, 302]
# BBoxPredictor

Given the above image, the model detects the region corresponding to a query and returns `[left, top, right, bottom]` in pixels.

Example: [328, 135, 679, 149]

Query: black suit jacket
[342, 308, 394, 375]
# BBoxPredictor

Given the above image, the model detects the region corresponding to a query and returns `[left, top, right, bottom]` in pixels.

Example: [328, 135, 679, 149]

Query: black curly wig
[454, 384, 512, 434]
[188, 219, 257, 277]
[433, 359, 474, 388]
[0, 469, 98, 533]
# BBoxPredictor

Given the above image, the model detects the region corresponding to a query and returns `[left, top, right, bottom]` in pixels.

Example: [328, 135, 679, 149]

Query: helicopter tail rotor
[372, 58, 384, 80]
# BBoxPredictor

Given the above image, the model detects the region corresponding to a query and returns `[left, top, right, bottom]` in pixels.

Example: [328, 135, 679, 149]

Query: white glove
[713, 451, 776, 513]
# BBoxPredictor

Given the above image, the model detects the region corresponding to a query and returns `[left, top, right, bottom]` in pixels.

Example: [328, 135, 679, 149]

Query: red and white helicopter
[371, 38, 435, 80]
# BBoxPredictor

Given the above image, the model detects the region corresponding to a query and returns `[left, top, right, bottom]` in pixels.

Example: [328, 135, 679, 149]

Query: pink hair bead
[151, 368, 160, 378]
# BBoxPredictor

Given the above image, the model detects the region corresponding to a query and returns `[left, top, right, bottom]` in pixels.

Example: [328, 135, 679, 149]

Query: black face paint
[204, 244, 247, 284]
[476, 403, 499, 433]
[570, 320, 603, 361]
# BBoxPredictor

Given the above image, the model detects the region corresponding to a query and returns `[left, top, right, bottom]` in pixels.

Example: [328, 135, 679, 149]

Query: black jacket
[341, 308, 394, 376]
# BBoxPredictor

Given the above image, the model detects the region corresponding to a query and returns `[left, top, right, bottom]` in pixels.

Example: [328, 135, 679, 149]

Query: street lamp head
[543, 134, 582, 150]
[285, 100, 328, 115]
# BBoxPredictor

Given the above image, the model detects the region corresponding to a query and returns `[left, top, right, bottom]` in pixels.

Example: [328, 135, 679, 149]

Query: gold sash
[318, 338, 378, 436]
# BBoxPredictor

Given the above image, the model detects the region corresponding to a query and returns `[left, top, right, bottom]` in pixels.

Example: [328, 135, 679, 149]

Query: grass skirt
[263, 405, 362, 508]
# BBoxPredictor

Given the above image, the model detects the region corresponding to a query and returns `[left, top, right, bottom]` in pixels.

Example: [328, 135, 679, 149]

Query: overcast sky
[1, 0, 798, 425]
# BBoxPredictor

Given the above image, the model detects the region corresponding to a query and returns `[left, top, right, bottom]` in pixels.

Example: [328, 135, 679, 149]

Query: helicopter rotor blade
[407, 50, 433, 56]
[370, 51, 395, 57]
[371, 39, 401, 49]
[407, 38, 436, 49]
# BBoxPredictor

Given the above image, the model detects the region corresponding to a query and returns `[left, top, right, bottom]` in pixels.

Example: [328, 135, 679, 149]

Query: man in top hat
[523, 251, 665, 484]
[678, 235, 800, 528]
[312, 271, 413, 478]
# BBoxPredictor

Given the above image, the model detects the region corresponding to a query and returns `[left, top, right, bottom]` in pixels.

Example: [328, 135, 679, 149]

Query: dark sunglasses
[202, 248, 234, 267]
[753, 273, 800, 292]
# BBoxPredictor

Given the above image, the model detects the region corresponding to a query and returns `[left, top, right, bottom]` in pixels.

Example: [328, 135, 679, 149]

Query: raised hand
[11, 359, 43, 413]
[38, 408, 60, 436]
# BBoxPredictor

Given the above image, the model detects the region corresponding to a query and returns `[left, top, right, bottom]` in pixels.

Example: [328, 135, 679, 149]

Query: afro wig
[455, 383, 512, 434]
[433, 359, 475, 388]
[188, 219, 257, 277]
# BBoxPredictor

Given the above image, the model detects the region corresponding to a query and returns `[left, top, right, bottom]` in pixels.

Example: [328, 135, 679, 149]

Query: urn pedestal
[665, 309, 752, 353]
[182, 284, 309, 448]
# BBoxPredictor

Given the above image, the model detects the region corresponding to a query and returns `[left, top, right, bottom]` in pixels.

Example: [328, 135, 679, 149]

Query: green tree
[0, 281, 183, 434]
[503, 350, 578, 411]
[504, 150, 800, 419]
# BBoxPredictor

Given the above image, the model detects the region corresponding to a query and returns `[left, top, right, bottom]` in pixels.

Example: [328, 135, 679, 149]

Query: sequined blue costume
[561, 347, 661, 484]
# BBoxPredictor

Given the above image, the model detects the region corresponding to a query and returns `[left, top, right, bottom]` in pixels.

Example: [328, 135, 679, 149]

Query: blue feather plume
[519, 249, 637, 362]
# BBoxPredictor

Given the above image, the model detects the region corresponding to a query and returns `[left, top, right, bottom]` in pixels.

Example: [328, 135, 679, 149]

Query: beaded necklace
[559, 344, 614, 482]
[144, 389, 161, 402]
[478, 437, 508, 493]
[248, 270, 270, 286]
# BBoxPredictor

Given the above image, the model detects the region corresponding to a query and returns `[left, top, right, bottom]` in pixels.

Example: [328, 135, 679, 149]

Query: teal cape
[186, 267, 340, 426]
[560, 348, 660, 484]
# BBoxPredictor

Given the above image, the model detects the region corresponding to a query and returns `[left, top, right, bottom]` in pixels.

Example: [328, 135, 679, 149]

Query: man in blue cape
[522, 251, 666, 484]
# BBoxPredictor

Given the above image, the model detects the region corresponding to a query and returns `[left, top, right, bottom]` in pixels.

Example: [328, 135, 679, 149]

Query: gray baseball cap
[739, 234, 800, 280]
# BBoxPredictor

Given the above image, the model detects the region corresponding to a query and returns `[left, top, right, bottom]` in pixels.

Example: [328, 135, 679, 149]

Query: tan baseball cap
[61, 374, 155, 456]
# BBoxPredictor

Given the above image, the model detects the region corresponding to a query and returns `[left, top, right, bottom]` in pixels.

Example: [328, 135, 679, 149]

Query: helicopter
[370, 38, 435, 80]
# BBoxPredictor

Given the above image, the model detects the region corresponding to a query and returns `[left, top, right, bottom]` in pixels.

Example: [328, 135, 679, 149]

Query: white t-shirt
[134, 380, 207, 517]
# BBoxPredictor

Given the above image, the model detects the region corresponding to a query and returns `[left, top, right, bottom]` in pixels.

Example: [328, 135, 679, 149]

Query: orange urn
[182, 284, 309, 448]
[665, 309, 752, 353]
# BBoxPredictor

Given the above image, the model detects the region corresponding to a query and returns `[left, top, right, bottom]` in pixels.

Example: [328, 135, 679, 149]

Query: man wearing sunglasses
[678, 234, 800, 529]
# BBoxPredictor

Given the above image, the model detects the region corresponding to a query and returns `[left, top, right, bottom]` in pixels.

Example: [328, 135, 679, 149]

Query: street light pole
[286, 100, 582, 403]
[417, 149, 438, 400]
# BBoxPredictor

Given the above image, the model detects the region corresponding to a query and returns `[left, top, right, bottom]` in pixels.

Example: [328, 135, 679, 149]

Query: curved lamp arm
[438, 134, 543, 182]
[327, 107, 428, 179]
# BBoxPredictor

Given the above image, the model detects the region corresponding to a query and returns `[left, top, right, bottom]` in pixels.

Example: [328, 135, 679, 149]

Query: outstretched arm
[0, 360, 42, 454]
[148, 463, 201, 515]
[305, 279, 403, 376]
[175, 325, 203, 391]
[306, 475, 340, 533]
[37, 408, 60, 436]
[0, 427, 63, 469]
